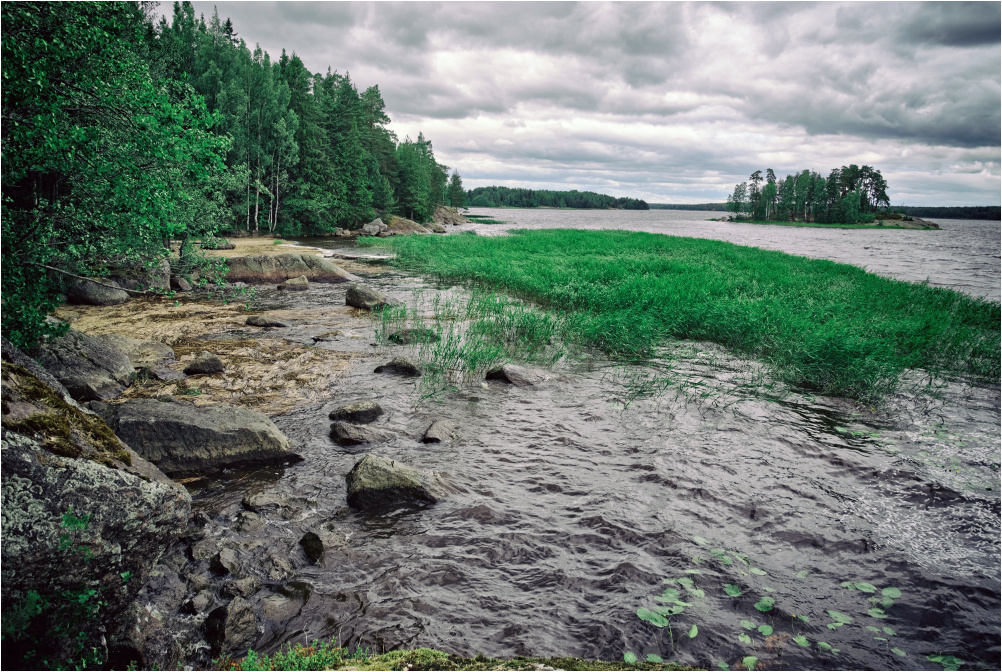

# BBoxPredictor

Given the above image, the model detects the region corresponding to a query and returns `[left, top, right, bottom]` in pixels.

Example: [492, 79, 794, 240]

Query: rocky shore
[1, 212, 491, 668]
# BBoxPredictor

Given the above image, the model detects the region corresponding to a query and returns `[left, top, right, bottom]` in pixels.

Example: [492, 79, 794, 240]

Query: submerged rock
[224, 253, 357, 284]
[374, 356, 422, 377]
[345, 282, 400, 310]
[345, 454, 445, 510]
[183, 351, 224, 375]
[329, 400, 383, 424]
[388, 328, 439, 344]
[101, 398, 300, 477]
[246, 314, 291, 328]
[35, 326, 135, 401]
[299, 532, 325, 564]
[486, 363, 548, 388]
[67, 278, 131, 306]
[277, 275, 308, 291]
[330, 420, 396, 446]
[422, 419, 456, 444]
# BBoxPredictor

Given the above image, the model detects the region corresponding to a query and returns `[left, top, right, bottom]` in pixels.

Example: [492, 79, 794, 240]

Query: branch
[29, 263, 166, 296]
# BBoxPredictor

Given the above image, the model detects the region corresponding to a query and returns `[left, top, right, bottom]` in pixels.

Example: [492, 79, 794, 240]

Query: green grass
[361, 229, 1000, 402]
[216, 644, 696, 671]
[465, 214, 508, 224]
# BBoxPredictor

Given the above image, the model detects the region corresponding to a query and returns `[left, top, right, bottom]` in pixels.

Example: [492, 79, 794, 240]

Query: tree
[447, 171, 465, 208]
[727, 182, 748, 217]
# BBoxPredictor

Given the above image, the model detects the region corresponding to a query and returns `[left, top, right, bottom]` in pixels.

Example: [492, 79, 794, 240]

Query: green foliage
[375, 229, 1001, 402]
[467, 185, 648, 210]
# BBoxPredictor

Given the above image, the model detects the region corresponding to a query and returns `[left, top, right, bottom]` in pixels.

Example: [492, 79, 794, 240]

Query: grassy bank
[363, 229, 999, 402]
[216, 643, 697, 671]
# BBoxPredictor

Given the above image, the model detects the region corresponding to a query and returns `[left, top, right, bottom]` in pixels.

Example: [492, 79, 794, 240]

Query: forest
[1, 1, 463, 348]
[466, 186, 648, 210]
[726, 165, 890, 224]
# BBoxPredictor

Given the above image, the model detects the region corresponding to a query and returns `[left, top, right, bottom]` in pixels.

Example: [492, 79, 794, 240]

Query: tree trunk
[254, 183, 260, 236]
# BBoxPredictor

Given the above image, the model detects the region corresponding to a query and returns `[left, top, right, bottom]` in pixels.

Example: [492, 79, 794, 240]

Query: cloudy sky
[179, 1, 1000, 206]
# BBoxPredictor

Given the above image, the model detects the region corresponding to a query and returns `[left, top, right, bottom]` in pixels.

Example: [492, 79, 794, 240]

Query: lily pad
[693, 536, 708, 545]
[740, 619, 757, 630]
[891, 648, 907, 657]
[724, 584, 742, 597]
[689, 624, 698, 638]
[637, 607, 668, 627]
[750, 567, 768, 576]
[882, 626, 896, 636]
[882, 586, 902, 599]
[623, 652, 637, 664]
[738, 633, 752, 645]
[646, 654, 663, 663]
[741, 656, 758, 671]
[754, 596, 775, 612]
[867, 607, 888, 619]
[795, 570, 809, 578]
[827, 610, 853, 624]
[757, 624, 773, 636]
[854, 581, 877, 593]
[793, 635, 809, 647]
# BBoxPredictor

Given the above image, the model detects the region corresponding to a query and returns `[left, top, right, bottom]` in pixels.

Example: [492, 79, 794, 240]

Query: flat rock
[246, 315, 291, 328]
[312, 331, 340, 342]
[345, 283, 400, 310]
[35, 326, 135, 401]
[67, 278, 130, 306]
[278, 275, 308, 291]
[224, 253, 358, 284]
[388, 328, 439, 345]
[137, 365, 187, 382]
[101, 398, 299, 477]
[486, 363, 548, 388]
[328, 400, 383, 424]
[330, 421, 395, 446]
[374, 356, 421, 377]
[184, 351, 224, 375]
[422, 419, 456, 444]
[345, 454, 445, 511]
[98, 333, 174, 367]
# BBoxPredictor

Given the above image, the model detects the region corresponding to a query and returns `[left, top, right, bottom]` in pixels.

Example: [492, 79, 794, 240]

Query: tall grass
[363, 229, 1000, 402]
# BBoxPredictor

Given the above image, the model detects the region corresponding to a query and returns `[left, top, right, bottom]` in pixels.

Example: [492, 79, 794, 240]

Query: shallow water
[461, 209, 1002, 302]
[187, 268, 1000, 671]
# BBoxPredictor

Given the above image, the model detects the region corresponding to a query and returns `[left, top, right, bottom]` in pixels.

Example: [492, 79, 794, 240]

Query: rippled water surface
[188, 218, 1000, 670]
[462, 209, 1001, 302]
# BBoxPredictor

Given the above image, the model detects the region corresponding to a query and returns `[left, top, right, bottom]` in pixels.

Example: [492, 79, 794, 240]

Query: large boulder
[183, 351, 224, 375]
[109, 257, 171, 291]
[277, 275, 309, 291]
[361, 218, 388, 236]
[100, 398, 300, 477]
[345, 454, 445, 510]
[385, 215, 432, 235]
[97, 334, 175, 368]
[35, 326, 135, 401]
[204, 597, 257, 657]
[433, 206, 469, 227]
[345, 283, 400, 310]
[1, 356, 191, 667]
[223, 253, 358, 284]
[67, 278, 131, 306]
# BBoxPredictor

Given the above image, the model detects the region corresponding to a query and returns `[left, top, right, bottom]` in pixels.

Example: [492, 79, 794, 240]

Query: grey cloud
[898, 2, 1001, 47]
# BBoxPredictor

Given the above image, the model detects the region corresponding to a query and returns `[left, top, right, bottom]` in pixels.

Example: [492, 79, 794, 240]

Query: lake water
[463, 209, 1001, 303]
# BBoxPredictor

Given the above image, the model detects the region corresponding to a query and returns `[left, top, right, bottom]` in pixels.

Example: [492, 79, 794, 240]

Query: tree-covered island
[466, 186, 649, 210]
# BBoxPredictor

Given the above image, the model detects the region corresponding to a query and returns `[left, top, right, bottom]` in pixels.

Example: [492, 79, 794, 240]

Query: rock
[278, 275, 308, 291]
[224, 253, 358, 284]
[67, 278, 131, 306]
[427, 221, 447, 233]
[204, 597, 257, 657]
[434, 206, 470, 227]
[34, 326, 135, 401]
[241, 491, 313, 519]
[97, 334, 175, 368]
[374, 356, 421, 377]
[486, 363, 547, 387]
[312, 331, 340, 342]
[345, 454, 445, 511]
[1, 353, 190, 667]
[210, 548, 240, 575]
[109, 257, 171, 292]
[246, 314, 291, 328]
[100, 398, 299, 477]
[345, 282, 400, 310]
[171, 276, 193, 292]
[235, 511, 265, 532]
[221, 576, 261, 599]
[361, 218, 387, 236]
[328, 400, 383, 424]
[261, 546, 294, 581]
[384, 215, 432, 235]
[422, 419, 456, 444]
[183, 351, 224, 375]
[388, 328, 439, 345]
[299, 532, 324, 564]
[260, 593, 301, 622]
[136, 365, 187, 382]
[181, 589, 214, 615]
[333, 228, 355, 238]
[330, 421, 396, 446]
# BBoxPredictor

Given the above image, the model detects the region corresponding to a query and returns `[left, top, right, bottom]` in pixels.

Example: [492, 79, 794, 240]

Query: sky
[176, 1, 1000, 206]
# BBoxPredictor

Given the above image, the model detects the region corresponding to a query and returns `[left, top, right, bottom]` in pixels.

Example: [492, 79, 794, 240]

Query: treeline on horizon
[466, 186, 649, 210]
[1, 1, 463, 349]
[650, 203, 1000, 220]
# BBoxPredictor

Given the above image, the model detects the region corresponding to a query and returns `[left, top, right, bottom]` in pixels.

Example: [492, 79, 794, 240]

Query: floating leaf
[694, 536, 708, 545]
[874, 637, 887, 642]
[827, 610, 853, 624]
[742, 656, 758, 671]
[754, 597, 775, 612]
[882, 587, 902, 599]
[757, 624, 773, 636]
[662, 578, 679, 585]
[867, 607, 888, 619]
[834, 426, 848, 433]
[877, 595, 895, 609]
[646, 654, 663, 663]
[689, 624, 698, 638]
[854, 581, 877, 593]
[637, 607, 668, 627]
[793, 635, 809, 647]
[661, 588, 681, 602]
[796, 615, 810, 623]
[738, 633, 752, 645]
[724, 584, 742, 597]
[882, 626, 896, 636]
[891, 648, 907, 657]
[623, 652, 637, 664]
[740, 620, 757, 630]
[818, 642, 833, 652]
[690, 588, 706, 599]
[827, 623, 839, 630]
[750, 568, 767, 576]
[658, 605, 686, 616]
[840, 581, 856, 589]
[795, 570, 809, 578]
[683, 569, 701, 574]
[865, 626, 880, 633]
[677, 577, 695, 588]
[763, 586, 776, 593]
[734, 553, 750, 565]
[716, 662, 729, 670]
